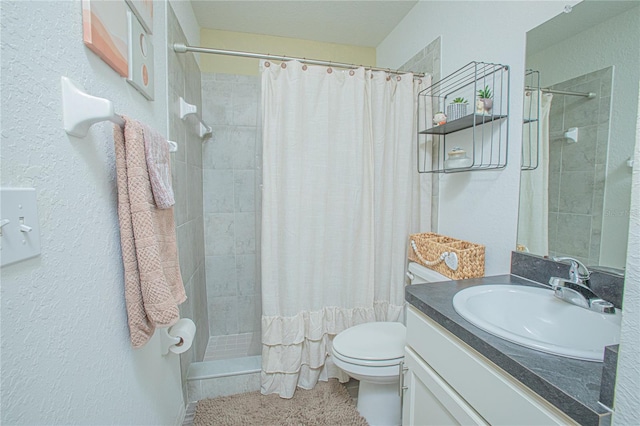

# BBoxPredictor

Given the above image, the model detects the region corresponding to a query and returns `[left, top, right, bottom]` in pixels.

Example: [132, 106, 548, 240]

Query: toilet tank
[407, 261, 451, 284]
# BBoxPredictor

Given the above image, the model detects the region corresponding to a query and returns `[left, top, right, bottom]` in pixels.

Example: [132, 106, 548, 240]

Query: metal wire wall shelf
[522, 69, 541, 170]
[417, 61, 510, 173]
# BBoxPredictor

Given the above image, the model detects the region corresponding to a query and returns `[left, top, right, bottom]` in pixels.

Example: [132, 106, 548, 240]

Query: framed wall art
[82, 0, 129, 77]
[125, 0, 153, 34]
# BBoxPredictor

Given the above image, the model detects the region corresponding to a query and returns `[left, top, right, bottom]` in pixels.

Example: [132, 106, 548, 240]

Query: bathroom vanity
[403, 274, 615, 426]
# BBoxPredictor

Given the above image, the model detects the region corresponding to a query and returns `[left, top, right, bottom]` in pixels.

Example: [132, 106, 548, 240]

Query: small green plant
[452, 97, 468, 104]
[477, 86, 493, 99]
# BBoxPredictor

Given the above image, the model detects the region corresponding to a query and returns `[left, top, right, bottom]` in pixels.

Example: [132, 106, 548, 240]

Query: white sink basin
[452, 285, 621, 362]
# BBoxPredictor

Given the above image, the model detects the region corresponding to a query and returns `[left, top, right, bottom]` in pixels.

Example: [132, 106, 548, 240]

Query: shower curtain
[518, 91, 553, 254]
[260, 60, 428, 398]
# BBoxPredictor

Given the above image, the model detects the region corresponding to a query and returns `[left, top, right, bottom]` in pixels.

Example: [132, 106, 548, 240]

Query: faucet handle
[553, 256, 590, 283]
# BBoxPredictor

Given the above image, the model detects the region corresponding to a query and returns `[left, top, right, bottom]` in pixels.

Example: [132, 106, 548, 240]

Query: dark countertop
[405, 274, 612, 426]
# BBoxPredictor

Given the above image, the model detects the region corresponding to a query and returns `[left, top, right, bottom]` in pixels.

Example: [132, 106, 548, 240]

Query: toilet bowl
[332, 322, 406, 426]
[332, 262, 450, 426]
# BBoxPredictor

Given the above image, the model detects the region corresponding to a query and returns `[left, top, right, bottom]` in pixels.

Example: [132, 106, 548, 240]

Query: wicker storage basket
[408, 232, 485, 280]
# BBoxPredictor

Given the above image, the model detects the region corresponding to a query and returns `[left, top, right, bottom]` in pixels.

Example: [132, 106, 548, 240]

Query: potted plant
[476, 86, 493, 114]
[433, 111, 447, 126]
[446, 97, 468, 121]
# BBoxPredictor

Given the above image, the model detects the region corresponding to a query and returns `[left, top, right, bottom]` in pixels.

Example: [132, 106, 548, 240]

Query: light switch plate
[1, 188, 41, 267]
[126, 10, 154, 100]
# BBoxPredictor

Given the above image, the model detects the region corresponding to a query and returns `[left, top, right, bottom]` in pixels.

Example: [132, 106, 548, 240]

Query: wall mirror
[517, 0, 639, 273]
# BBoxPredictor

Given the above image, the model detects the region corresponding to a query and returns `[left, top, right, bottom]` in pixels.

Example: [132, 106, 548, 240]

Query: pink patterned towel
[142, 122, 175, 209]
[113, 117, 186, 348]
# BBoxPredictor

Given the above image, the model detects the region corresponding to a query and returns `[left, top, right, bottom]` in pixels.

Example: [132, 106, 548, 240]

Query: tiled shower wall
[201, 73, 262, 345]
[547, 67, 613, 266]
[167, 5, 209, 397]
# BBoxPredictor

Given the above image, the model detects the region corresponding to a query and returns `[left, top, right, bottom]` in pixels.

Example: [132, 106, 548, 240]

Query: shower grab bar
[61, 76, 178, 152]
[179, 96, 212, 139]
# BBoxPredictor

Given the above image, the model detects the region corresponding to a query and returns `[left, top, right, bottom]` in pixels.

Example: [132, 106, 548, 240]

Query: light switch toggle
[1, 188, 41, 266]
[18, 217, 32, 233]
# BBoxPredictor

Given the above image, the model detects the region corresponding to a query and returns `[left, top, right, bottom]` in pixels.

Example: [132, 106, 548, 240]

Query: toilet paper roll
[168, 318, 196, 354]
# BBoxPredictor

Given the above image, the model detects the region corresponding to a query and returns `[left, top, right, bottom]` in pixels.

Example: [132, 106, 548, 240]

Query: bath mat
[193, 379, 368, 426]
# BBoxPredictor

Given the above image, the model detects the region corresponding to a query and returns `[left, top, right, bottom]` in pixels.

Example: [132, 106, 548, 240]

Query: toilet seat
[332, 322, 406, 366]
[332, 348, 403, 367]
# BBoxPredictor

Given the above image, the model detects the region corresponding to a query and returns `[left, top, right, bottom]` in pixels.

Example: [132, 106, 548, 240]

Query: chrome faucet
[549, 257, 615, 314]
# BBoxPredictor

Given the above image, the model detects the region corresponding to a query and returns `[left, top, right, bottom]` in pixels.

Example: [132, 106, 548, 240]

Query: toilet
[331, 262, 450, 426]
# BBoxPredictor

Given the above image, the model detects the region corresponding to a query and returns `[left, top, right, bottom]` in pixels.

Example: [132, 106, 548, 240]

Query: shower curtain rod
[525, 85, 596, 99]
[173, 43, 426, 78]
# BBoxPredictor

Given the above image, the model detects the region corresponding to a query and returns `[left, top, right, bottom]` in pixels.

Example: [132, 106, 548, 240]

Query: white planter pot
[446, 103, 468, 121]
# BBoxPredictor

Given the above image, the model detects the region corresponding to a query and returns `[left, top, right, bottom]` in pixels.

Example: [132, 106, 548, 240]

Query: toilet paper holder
[159, 318, 196, 355]
[160, 328, 182, 355]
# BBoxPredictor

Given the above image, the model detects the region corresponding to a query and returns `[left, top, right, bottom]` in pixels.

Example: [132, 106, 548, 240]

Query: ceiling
[190, 1, 419, 47]
[526, 0, 639, 55]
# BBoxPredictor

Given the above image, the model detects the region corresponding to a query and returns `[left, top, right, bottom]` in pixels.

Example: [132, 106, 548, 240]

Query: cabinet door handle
[398, 361, 408, 396]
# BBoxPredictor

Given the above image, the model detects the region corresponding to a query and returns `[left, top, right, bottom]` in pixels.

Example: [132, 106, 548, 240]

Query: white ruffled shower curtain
[260, 60, 428, 398]
[518, 91, 553, 254]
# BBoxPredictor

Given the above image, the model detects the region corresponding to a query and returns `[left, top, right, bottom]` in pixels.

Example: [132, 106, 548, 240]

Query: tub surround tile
[188, 372, 261, 402]
[208, 295, 239, 336]
[187, 164, 204, 221]
[202, 80, 233, 126]
[205, 255, 237, 297]
[546, 67, 612, 266]
[203, 170, 235, 213]
[202, 73, 262, 345]
[234, 170, 256, 212]
[234, 212, 256, 254]
[560, 125, 597, 172]
[555, 213, 592, 258]
[557, 171, 595, 215]
[237, 295, 261, 333]
[236, 254, 257, 296]
[172, 159, 188, 226]
[193, 264, 210, 361]
[233, 79, 260, 126]
[204, 213, 236, 256]
[203, 126, 235, 170]
[231, 127, 258, 169]
[168, 6, 207, 404]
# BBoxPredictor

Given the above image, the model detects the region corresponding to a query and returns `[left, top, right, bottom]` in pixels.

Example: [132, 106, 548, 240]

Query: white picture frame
[125, 0, 153, 34]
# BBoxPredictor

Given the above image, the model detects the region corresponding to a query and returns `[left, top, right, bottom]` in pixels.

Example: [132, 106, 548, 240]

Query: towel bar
[61, 76, 178, 152]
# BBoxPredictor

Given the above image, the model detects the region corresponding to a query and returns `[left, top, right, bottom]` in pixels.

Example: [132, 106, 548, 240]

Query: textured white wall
[1, 1, 184, 424]
[378, 2, 640, 420]
[613, 82, 640, 425]
[526, 6, 640, 269]
[168, 0, 200, 47]
[376, 1, 575, 275]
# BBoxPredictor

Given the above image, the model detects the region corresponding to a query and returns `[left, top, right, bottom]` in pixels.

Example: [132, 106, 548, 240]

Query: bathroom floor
[183, 334, 360, 425]
[182, 378, 359, 426]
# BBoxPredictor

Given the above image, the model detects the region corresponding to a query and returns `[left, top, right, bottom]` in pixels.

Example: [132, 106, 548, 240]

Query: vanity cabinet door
[402, 346, 488, 426]
[406, 306, 578, 425]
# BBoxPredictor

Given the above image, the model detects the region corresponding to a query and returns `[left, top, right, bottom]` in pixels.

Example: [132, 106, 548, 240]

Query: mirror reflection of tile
[547, 67, 612, 267]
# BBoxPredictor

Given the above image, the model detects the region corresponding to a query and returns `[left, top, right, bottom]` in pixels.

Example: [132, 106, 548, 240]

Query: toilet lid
[333, 322, 406, 361]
